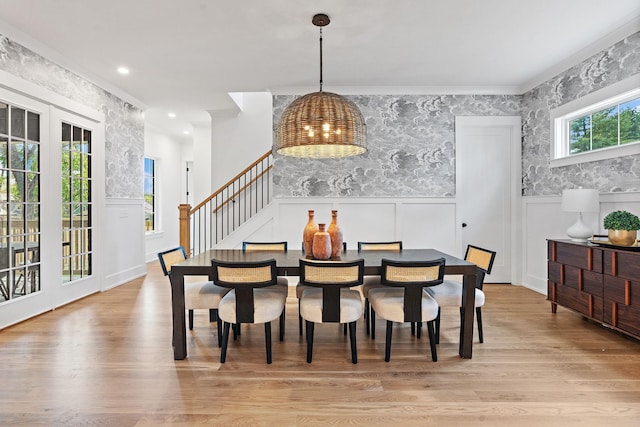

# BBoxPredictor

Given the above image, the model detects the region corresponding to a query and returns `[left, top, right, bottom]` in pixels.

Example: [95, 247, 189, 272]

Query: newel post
[179, 204, 192, 257]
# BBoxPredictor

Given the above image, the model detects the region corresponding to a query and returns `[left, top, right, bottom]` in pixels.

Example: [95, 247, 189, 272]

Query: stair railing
[179, 150, 273, 256]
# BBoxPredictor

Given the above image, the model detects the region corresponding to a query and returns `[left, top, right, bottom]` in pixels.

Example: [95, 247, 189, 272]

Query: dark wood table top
[172, 248, 476, 276]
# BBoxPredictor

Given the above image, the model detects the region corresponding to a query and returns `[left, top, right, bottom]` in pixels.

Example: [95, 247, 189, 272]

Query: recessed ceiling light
[183, 130, 190, 135]
[168, 112, 176, 118]
[117, 66, 130, 75]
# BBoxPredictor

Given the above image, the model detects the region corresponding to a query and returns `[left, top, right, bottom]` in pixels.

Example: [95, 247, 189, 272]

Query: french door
[0, 86, 103, 327]
[49, 110, 102, 307]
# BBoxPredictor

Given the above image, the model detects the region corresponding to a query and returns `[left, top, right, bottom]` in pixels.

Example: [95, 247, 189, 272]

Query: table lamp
[561, 188, 600, 242]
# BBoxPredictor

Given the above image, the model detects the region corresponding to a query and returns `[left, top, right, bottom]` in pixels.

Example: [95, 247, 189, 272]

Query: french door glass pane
[61, 121, 92, 284]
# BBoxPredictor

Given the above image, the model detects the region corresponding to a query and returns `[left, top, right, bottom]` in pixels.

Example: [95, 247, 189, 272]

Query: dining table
[168, 248, 478, 360]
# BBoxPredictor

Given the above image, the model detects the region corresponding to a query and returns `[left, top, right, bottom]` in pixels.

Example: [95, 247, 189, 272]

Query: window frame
[550, 74, 640, 168]
[143, 156, 157, 233]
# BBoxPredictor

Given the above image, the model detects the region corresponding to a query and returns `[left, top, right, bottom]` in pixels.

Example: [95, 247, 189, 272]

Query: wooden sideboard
[547, 239, 640, 340]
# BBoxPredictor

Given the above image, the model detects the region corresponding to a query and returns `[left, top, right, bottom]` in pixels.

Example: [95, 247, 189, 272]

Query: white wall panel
[218, 198, 457, 255]
[399, 202, 457, 254]
[104, 199, 147, 289]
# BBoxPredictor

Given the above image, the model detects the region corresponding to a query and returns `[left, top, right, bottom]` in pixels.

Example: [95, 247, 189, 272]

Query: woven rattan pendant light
[275, 13, 367, 159]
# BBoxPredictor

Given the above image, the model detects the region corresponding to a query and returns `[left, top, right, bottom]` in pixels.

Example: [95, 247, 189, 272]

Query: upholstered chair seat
[368, 287, 440, 324]
[219, 286, 287, 326]
[426, 245, 496, 344]
[298, 258, 365, 364]
[158, 246, 229, 346]
[368, 258, 445, 362]
[299, 288, 363, 325]
[356, 241, 403, 335]
[212, 258, 287, 364]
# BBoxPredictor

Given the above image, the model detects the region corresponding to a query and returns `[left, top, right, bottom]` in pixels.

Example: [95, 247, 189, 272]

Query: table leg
[170, 273, 187, 360]
[459, 269, 477, 358]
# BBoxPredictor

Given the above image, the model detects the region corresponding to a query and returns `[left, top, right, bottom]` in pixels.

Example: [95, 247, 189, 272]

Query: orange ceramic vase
[303, 210, 319, 256]
[327, 210, 343, 257]
[312, 224, 332, 260]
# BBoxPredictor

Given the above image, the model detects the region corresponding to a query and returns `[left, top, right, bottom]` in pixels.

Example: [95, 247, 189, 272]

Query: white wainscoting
[522, 192, 640, 295]
[217, 197, 459, 256]
[104, 198, 147, 290]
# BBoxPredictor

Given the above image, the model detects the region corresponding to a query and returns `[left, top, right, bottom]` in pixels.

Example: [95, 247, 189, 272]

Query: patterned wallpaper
[0, 35, 144, 199]
[521, 31, 640, 196]
[274, 31, 640, 198]
[273, 94, 520, 197]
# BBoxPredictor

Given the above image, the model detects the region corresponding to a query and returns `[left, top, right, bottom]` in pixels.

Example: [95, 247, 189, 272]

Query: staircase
[179, 151, 273, 256]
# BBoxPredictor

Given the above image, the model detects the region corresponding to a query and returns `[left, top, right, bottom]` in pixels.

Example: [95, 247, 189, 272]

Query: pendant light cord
[319, 27, 323, 92]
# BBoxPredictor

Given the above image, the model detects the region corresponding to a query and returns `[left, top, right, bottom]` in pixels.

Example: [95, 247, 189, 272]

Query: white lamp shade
[561, 189, 599, 213]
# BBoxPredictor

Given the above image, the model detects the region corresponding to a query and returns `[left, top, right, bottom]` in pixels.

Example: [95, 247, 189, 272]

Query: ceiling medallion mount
[274, 13, 367, 159]
[312, 13, 330, 27]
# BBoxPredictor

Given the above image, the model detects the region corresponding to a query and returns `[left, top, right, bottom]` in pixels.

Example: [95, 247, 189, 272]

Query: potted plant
[603, 210, 640, 246]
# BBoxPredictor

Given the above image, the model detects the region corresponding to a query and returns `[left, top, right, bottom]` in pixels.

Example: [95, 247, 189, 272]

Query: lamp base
[566, 213, 592, 242]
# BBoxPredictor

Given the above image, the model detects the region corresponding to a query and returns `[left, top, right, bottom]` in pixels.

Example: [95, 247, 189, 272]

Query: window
[550, 75, 640, 167]
[144, 157, 156, 232]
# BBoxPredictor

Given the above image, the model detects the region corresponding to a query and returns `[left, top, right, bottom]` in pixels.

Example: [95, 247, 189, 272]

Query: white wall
[144, 124, 187, 261]
[192, 122, 213, 203]
[211, 92, 273, 190]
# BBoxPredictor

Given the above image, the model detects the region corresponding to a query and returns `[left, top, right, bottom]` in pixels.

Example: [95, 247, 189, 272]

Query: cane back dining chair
[298, 258, 365, 364]
[357, 241, 403, 335]
[158, 246, 229, 346]
[425, 244, 496, 344]
[211, 258, 287, 364]
[368, 258, 445, 362]
[241, 241, 290, 337]
[296, 241, 348, 336]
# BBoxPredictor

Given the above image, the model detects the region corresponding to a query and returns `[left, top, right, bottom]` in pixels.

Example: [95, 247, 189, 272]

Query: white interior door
[456, 116, 521, 283]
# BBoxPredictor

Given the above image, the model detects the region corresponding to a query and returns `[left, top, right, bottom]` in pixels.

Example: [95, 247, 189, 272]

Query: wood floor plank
[1, 264, 640, 426]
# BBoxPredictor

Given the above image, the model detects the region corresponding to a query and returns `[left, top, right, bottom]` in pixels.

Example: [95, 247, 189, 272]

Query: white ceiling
[0, 0, 639, 138]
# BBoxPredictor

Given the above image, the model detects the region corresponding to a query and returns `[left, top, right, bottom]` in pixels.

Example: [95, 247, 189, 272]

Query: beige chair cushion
[368, 287, 439, 323]
[299, 288, 363, 324]
[425, 280, 485, 307]
[218, 287, 287, 324]
[184, 281, 230, 309]
[361, 275, 387, 297]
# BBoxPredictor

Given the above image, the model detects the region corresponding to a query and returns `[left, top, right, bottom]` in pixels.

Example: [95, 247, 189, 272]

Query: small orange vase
[328, 210, 343, 257]
[312, 224, 332, 260]
[303, 210, 319, 256]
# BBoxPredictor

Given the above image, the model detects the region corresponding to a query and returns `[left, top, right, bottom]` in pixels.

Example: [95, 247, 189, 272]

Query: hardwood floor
[1, 262, 640, 427]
